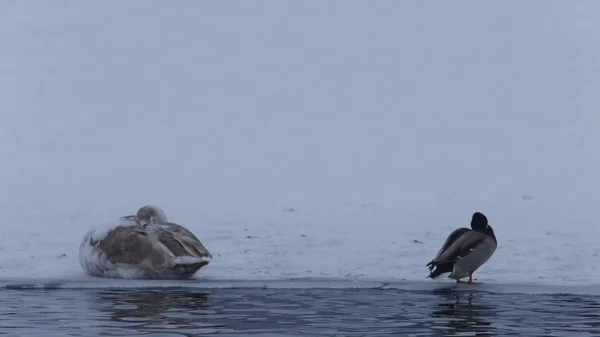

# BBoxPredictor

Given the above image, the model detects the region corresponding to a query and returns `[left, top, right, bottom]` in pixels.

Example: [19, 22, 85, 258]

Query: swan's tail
[173, 255, 210, 265]
[171, 255, 211, 277]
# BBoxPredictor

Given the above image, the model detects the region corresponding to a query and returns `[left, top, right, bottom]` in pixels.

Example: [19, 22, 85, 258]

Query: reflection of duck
[427, 212, 497, 284]
[429, 290, 497, 336]
[78, 205, 212, 279]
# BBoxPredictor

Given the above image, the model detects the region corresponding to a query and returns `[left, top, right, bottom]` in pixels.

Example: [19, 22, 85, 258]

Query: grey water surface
[1, 284, 599, 336]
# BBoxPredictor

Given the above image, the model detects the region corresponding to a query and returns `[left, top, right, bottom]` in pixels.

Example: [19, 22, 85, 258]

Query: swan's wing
[97, 226, 173, 272]
[148, 222, 212, 259]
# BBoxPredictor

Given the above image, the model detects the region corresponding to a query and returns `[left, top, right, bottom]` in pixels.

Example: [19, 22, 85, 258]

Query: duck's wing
[453, 233, 497, 273]
[429, 227, 471, 263]
[96, 225, 174, 272]
[147, 222, 212, 259]
[431, 230, 489, 265]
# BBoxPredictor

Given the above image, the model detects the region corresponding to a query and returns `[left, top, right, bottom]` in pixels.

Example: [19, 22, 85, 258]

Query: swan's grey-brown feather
[120, 212, 211, 259]
[145, 222, 212, 259]
[95, 225, 173, 273]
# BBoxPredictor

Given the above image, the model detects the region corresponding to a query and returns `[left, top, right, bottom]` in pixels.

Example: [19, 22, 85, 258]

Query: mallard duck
[426, 212, 497, 284]
[78, 205, 212, 279]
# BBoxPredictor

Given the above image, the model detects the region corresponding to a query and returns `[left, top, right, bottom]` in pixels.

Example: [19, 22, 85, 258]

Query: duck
[78, 205, 212, 279]
[426, 212, 497, 284]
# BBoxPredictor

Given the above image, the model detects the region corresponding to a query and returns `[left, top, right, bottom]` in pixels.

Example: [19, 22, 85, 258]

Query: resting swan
[78, 205, 212, 279]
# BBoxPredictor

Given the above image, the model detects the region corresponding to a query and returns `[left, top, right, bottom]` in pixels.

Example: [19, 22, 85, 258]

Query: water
[1, 284, 600, 336]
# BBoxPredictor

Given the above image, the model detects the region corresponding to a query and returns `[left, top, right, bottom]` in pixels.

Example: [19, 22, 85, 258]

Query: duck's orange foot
[456, 279, 483, 285]
[465, 271, 482, 284]
[456, 272, 484, 284]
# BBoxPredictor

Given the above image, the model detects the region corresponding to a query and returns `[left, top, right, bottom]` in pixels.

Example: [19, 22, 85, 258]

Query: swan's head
[136, 205, 168, 227]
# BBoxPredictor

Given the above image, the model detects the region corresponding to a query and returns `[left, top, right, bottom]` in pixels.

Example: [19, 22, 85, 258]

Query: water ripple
[0, 287, 599, 336]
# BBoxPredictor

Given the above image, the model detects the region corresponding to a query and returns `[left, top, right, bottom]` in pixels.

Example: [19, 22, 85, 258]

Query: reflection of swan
[90, 289, 220, 334]
[429, 289, 497, 336]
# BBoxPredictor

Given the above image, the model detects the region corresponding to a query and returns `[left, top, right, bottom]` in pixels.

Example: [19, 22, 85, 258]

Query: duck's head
[136, 205, 168, 227]
[470, 212, 490, 231]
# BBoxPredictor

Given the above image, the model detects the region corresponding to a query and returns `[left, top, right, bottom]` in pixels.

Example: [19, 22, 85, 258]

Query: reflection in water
[2, 287, 600, 336]
[92, 289, 221, 335]
[429, 288, 496, 336]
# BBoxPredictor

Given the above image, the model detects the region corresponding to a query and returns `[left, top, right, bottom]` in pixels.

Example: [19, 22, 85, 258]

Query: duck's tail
[427, 261, 454, 279]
